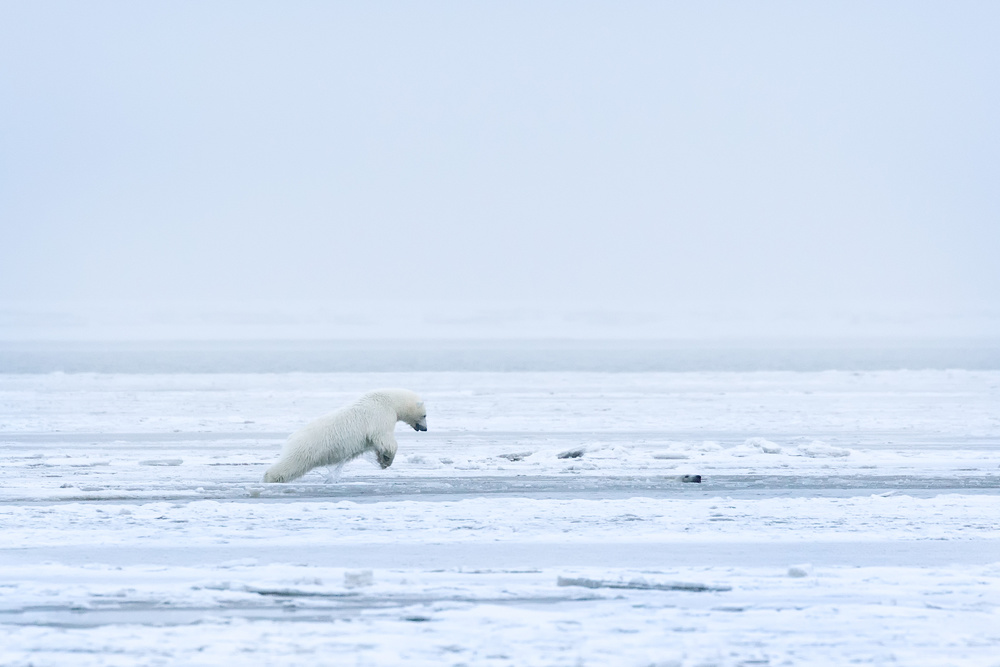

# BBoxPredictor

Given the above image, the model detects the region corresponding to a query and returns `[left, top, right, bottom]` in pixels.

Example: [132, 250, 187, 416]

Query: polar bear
[262, 388, 427, 483]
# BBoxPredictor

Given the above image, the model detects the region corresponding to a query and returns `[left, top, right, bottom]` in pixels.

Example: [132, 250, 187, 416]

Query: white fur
[262, 388, 427, 483]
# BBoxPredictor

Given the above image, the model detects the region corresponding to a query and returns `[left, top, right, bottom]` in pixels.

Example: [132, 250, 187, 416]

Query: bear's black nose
[415, 423, 427, 431]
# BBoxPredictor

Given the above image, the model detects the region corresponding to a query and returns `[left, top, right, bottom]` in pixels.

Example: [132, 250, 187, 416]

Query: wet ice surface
[1, 370, 999, 666]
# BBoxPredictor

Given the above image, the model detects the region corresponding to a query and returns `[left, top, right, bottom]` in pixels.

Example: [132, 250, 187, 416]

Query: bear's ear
[416, 401, 424, 408]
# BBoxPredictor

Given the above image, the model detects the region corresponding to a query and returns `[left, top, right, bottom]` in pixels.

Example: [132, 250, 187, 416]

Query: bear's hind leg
[263, 454, 315, 483]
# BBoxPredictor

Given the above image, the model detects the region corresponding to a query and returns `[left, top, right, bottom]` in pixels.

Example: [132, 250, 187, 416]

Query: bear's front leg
[370, 433, 398, 469]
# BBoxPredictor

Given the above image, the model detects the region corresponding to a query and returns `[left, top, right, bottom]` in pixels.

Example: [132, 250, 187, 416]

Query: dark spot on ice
[404, 616, 431, 622]
[680, 474, 702, 483]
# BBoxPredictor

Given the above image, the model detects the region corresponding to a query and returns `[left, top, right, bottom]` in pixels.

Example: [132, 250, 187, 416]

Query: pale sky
[2, 2, 998, 324]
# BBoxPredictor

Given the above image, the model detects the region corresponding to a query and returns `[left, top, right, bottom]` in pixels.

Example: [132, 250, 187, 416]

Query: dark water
[1, 339, 999, 373]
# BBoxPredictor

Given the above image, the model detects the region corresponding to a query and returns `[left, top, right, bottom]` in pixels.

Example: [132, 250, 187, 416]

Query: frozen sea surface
[1, 369, 999, 666]
[3, 338, 1000, 373]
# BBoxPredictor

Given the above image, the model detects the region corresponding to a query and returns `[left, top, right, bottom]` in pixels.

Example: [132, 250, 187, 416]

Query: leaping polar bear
[262, 388, 427, 483]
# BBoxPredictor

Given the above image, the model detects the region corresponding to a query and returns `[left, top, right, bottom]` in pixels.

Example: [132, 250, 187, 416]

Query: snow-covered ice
[1, 369, 999, 665]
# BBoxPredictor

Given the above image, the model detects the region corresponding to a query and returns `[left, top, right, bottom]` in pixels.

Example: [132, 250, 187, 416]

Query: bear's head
[405, 399, 428, 432]
[382, 388, 427, 432]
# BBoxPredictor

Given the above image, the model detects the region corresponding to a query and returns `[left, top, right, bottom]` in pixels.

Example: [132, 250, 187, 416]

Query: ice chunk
[729, 438, 783, 457]
[557, 448, 585, 459]
[557, 576, 730, 592]
[744, 437, 782, 454]
[344, 570, 374, 589]
[788, 564, 813, 577]
[498, 451, 533, 461]
[796, 441, 850, 458]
